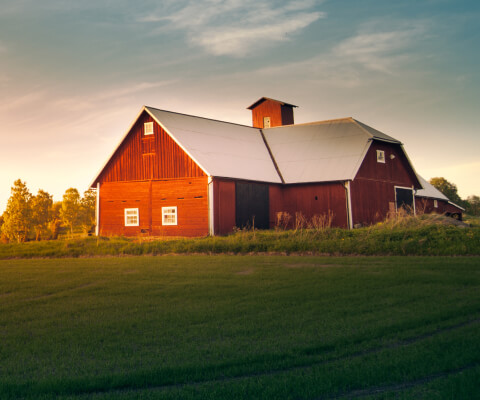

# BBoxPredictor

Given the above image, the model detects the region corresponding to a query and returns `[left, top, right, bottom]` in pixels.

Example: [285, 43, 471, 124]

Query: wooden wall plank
[99, 177, 208, 237]
[213, 179, 236, 235]
[270, 182, 348, 228]
[252, 100, 280, 128]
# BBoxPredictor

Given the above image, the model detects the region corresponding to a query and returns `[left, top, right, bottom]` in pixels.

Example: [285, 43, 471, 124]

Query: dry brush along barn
[90, 97, 464, 237]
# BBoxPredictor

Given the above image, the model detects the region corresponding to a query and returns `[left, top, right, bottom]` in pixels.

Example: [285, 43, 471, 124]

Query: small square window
[144, 122, 154, 136]
[377, 150, 385, 163]
[125, 208, 139, 226]
[434, 199, 438, 208]
[162, 206, 177, 225]
[263, 117, 271, 128]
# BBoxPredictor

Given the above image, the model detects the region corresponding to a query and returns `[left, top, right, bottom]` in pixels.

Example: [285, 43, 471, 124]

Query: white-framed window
[263, 117, 271, 128]
[434, 199, 438, 208]
[377, 150, 385, 163]
[162, 206, 177, 225]
[144, 122, 154, 136]
[124, 208, 139, 226]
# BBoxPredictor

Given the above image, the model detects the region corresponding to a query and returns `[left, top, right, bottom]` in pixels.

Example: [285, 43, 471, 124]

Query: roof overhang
[247, 97, 298, 110]
[448, 201, 465, 211]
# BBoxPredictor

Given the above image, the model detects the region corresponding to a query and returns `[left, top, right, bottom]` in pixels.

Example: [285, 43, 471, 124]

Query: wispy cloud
[251, 19, 430, 87]
[0, 90, 46, 113]
[0, 80, 176, 135]
[139, 0, 325, 57]
[333, 21, 429, 73]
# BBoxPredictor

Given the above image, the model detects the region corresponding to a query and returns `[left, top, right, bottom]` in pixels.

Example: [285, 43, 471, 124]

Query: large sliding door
[235, 182, 270, 229]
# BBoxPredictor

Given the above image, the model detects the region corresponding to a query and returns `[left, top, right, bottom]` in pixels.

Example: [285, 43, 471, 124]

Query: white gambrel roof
[263, 118, 401, 184]
[145, 107, 282, 183]
[91, 107, 408, 186]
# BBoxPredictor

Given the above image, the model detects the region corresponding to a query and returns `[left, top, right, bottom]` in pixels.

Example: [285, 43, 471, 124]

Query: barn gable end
[351, 140, 421, 226]
[96, 110, 206, 184]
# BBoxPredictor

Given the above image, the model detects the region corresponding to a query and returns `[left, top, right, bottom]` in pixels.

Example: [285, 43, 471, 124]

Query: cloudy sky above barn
[0, 0, 479, 211]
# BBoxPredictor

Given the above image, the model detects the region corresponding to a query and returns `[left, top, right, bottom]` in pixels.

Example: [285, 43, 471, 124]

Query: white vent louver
[144, 122, 154, 136]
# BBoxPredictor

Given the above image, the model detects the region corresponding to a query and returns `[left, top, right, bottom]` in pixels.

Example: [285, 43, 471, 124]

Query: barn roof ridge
[350, 118, 402, 144]
[265, 117, 400, 144]
[267, 117, 355, 128]
[144, 105, 256, 130]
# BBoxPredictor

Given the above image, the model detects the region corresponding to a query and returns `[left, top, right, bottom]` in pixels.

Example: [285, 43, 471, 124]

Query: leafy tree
[31, 189, 53, 240]
[0, 214, 6, 243]
[60, 188, 81, 236]
[429, 177, 463, 205]
[466, 195, 480, 216]
[79, 189, 96, 234]
[49, 202, 62, 239]
[1, 179, 32, 242]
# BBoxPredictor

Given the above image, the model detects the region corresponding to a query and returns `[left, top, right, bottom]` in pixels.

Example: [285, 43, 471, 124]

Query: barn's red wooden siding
[269, 182, 348, 229]
[355, 141, 419, 185]
[98, 111, 206, 183]
[212, 179, 348, 234]
[251, 99, 294, 128]
[415, 197, 463, 218]
[213, 178, 236, 235]
[99, 177, 209, 237]
[351, 141, 420, 225]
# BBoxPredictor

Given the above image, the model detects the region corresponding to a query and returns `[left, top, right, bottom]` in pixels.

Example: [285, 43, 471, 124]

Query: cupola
[247, 97, 297, 128]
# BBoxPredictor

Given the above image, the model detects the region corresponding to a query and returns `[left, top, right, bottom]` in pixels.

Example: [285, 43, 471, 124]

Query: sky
[1, 0, 479, 212]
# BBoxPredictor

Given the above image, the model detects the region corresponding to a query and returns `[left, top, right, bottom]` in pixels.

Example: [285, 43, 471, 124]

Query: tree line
[0, 179, 95, 243]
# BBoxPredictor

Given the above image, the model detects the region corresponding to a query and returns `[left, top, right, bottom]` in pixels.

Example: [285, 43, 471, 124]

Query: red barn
[415, 176, 464, 220]
[91, 97, 428, 236]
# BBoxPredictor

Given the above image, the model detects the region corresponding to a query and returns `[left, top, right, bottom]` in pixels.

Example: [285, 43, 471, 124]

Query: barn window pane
[376, 150, 385, 163]
[144, 122, 154, 136]
[162, 206, 177, 225]
[124, 208, 139, 226]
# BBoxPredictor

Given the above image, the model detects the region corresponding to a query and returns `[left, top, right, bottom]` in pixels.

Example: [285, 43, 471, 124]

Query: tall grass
[0, 213, 479, 258]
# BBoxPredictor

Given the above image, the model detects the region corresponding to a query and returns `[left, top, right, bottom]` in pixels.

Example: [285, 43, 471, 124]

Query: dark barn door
[395, 187, 414, 212]
[235, 182, 270, 229]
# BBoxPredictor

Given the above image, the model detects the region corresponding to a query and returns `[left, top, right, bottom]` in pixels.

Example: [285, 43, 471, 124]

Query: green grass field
[1, 255, 479, 399]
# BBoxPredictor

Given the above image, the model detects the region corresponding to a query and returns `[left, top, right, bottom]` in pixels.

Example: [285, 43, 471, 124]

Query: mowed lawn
[0, 256, 479, 399]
